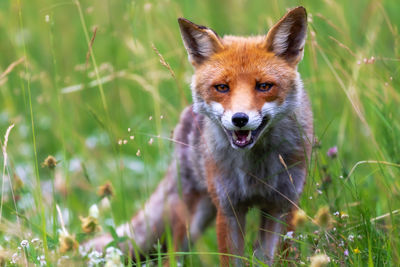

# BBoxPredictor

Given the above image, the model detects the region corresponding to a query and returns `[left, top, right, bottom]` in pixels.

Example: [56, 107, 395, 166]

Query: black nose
[232, 112, 249, 128]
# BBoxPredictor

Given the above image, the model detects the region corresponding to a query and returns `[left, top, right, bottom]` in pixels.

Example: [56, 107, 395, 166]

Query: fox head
[178, 7, 307, 149]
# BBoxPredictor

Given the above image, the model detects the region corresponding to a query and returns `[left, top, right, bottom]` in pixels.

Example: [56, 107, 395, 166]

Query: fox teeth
[232, 131, 238, 141]
[246, 131, 251, 142]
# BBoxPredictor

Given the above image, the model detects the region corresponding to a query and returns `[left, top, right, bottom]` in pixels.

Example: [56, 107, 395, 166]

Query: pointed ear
[265, 6, 307, 65]
[178, 18, 224, 65]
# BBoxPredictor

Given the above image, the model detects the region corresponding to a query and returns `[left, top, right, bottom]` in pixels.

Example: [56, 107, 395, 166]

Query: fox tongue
[232, 130, 252, 146]
[236, 130, 249, 141]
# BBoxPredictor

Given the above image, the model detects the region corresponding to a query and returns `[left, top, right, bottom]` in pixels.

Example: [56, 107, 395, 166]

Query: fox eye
[256, 82, 273, 92]
[214, 84, 230, 93]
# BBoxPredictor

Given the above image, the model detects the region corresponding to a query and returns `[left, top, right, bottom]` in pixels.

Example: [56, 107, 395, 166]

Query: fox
[86, 6, 313, 266]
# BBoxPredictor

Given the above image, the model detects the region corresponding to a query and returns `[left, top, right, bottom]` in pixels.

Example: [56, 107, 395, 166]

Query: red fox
[87, 6, 312, 266]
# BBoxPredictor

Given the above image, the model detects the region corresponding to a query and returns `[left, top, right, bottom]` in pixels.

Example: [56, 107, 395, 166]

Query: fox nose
[232, 112, 249, 128]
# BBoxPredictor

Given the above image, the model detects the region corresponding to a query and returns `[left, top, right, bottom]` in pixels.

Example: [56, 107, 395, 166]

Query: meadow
[0, 0, 400, 266]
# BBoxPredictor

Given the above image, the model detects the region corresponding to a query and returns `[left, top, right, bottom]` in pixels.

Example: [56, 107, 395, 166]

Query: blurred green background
[0, 0, 400, 266]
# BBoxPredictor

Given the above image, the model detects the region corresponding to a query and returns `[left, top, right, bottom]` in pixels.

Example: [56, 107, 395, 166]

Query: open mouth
[224, 117, 269, 148]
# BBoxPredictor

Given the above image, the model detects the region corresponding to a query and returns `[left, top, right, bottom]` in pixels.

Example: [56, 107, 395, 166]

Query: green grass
[1, 0, 400, 266]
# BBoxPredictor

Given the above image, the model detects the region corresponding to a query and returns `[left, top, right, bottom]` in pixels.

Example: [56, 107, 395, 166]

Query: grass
[0, 0, 400, 265]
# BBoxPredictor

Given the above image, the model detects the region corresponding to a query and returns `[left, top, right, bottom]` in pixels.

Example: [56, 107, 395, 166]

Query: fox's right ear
[178, 18, 224, 66]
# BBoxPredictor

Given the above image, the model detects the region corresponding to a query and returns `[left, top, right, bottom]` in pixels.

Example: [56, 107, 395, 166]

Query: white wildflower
[88, 250, 104, 267]
[348, 234, 354, 242]
[31, 238, 40, 243]
[89, 204, 100, 219]
[79, 245, 89, 257]
[11, 253, 19, 264]
[284, 231, 294, 240]
[333, 211, 339, 217]
[37, 255, 46, 266]
[105, 247, 123, 267]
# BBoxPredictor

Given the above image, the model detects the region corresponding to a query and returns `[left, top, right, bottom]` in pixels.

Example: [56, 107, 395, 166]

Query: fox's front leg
[216, 208, 246, 267]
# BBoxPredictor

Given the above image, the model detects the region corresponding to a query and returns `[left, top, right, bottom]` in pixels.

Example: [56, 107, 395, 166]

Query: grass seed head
[79, 216, 101, 234]
[292, 209, 308, 228]
[314, 206, 333, 229]
[59, 233, 78, 253]
[98, 181, 114, 198]
[41, 155, 57, 169]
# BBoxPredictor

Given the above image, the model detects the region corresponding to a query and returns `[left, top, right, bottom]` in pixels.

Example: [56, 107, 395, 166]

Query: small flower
[327, 146, 338, 158]
[37, 255, 46, 266]
[79, 245, 89, 257]
[98, 181, 114, 198]
[149, 116, 153, 120]
[160, 115, 164, 119]
[123, 140, 128, 144]
[284, 231, 294, 240]
[333, 211, 339, 217]
[148, 138, 154, 145]
[45, 15, 50, 23]
[105, 247, 123, 267]
[88, 250, 104, 267]
[118, 139, 122, 145]
[348, 234, 354, 242]
[368, 56, 375, 64]
[136, 149, 141, 156]
[89, 204, 100, 219]
[100, 197, 111, 211]
[314, 206, 332, 229]
[340, 212, 349, 219]
[353, 248, 361, 254]
[59, 233, 79, 253]
[338, 240, 345, 247]
[80, 215, 101, 234]
[128, 128, 131, 132]
[344, 249, 349, 256]
[31, 238, 40, 243]
[41, 155, 57, 169]
[20, 240, 29, 248]
[130, 135, 134, 140]
[11, 253, 19, 264]
[310, 254, 330, 267]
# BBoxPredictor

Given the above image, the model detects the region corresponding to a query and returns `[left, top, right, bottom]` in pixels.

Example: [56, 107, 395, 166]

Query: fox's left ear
[265, 6, 307, 65]
[178, 18, 224, 66]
